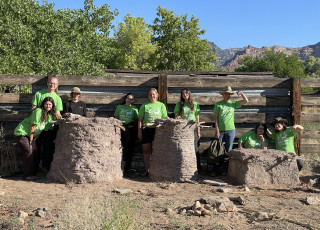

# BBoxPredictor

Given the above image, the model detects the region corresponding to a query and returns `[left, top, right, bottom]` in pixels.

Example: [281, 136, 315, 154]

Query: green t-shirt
[14, 108, 52, 137]
[31, 89, 63, 111]
[271, 127, 298, 154]
[238, 130, 269, 149]
[114, 104, 138, 125]
[138, 101, 167, 126]
[213, 100, 241, 131]
[174, 101, 200, 121]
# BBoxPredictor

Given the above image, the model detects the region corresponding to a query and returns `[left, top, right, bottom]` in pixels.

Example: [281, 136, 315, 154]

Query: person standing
[138, 88, 168, 177]
[114, 93, 138, 173]
[213, 86, 249, 152]
[174, 88, 202, 171]
[31, 76, 62, 171]
[15, 97, 57, 180]
[62, 87, 87, 117]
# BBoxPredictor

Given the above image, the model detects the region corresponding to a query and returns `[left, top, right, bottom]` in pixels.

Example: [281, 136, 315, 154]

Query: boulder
[228, 148, 300, 185]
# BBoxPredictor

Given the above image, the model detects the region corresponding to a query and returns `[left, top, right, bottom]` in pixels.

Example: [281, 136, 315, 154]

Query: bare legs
[142, 143, 152, 176]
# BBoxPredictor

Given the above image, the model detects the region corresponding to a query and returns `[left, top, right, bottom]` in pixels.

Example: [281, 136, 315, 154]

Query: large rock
[228, 148, 300, 185]
[149, 119, 198, 182]
[48, 114, 123, 183]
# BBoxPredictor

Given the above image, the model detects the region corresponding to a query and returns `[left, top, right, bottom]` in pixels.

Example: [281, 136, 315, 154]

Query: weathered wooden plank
[167, 76, 291, 88]
[0, 93, 33, 103]
[291, 77, 301, 154]
[158, 74, 168, 106]
[300, 144, 320, 154]
[0, 74, 158, 87]
[167, 94, 290, 106]
[301, 130, 320, 139]
[201, 127, 251, 138]
[0, 74, 47, 84]
[199, 113, 290, 124]
[301, 78, 320, 88]
[301, 95, 320, 106]
[301, 113, 320, 122]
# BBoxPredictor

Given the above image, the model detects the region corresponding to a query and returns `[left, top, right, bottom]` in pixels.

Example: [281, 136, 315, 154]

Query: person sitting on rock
[270, 117, 304, 170]
[238, 123, 269, 149]
[62, 87, 87, 117]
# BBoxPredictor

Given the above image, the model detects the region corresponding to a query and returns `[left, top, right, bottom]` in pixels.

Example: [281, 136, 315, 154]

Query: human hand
[237, 91, 243, 97]
[258, 135, 265, 141]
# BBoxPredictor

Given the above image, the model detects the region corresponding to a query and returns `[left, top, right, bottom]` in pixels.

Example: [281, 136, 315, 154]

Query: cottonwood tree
[151, 7, 216, 71]
[235, 50, 306, 78]
[114, 14, 157, 70]
[304, 56, 320, 78]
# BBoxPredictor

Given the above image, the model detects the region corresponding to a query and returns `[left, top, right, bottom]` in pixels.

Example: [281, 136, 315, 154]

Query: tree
[0, 0, 118, 75]
[235, 50, 306, 78]
[151, 7, 216, 71]
[114, 14, 157, 70]
[304, 56, 320, 77]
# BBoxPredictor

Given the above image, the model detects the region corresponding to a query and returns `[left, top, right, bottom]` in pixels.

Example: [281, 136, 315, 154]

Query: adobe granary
[228, 148, 300, 185]
[149, 119, 198, 182]
[48, 114, 123, 184]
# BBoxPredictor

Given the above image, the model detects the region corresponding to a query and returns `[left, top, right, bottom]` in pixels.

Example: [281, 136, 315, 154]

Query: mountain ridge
[211, 41, 320, 70]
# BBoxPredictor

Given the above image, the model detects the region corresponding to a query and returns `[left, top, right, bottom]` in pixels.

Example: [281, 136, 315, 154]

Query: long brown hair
[179, 88, 194, 115]
[40, 97, 57, 122]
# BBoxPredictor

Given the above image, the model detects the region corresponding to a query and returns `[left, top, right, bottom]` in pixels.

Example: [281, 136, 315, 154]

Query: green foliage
[114, 14, 157, 70]
[0, 0, 118, 75]
[151, 7, 216, 71]
[235, 50, 306, 78]
[304, 56, 320, 77]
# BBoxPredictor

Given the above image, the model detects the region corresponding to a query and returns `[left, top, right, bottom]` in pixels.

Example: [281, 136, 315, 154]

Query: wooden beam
[300, 144, 320, 154]
[301, 95, 320, 106]
[158, 74, 168, 106]
[301, 78, 320, 88]
[291, 77, 302, 155]
[301, 113, 320, 122]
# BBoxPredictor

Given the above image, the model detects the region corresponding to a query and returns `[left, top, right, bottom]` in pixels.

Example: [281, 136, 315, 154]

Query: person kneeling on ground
[238, 123, 269, 150]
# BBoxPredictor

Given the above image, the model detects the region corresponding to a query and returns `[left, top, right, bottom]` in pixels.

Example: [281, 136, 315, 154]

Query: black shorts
[141, 127, 156, 144]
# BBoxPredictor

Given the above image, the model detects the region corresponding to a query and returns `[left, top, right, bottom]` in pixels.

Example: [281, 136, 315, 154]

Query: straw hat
[219, 86, 235, 95]
[272, 117, 288, 126]
[71, 87, 81, 93]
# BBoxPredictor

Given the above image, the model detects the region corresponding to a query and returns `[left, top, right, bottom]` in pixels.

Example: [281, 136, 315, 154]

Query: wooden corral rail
[0, 71, 319, 159]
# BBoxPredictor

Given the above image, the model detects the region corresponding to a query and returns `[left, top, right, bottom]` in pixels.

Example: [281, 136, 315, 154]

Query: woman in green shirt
[15, 97, 57, 180]
[174, 88, 202, 171]
[138, 88, 168, 177]
[114, 93, 138, 173]
[238, 123, 269, 149]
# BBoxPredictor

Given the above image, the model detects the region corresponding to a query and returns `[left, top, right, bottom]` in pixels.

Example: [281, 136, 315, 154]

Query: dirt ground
[1, 169, 320, 230]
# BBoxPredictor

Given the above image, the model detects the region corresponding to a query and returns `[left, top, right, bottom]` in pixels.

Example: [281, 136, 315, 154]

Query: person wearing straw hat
[213, 86, 249, 152]
[62, 87, 87, 117]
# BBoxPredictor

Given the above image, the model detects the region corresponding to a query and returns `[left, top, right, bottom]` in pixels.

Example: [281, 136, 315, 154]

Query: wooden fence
[0, 70, 319, 165]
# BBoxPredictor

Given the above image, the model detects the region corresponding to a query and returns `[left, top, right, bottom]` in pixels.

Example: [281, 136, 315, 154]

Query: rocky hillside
[212, 42, 320, 70]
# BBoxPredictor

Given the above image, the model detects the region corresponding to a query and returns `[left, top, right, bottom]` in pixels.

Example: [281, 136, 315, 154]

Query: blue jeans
[219, 129, 235, 152]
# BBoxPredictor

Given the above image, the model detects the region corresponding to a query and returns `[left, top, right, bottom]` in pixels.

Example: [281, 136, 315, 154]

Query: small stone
[192, 201, 201, 210]
[309, 178, 318, 186]
[35, 209, 46, 218]
[305, 196, 320, 205]
[212, 208, 218, 215]
[253, 211, 269, 220]
[18, 211, 28, 219]
[229, 196, 245, 205]
[187, 210, 194, 215]
[179, 209, 186, 215]
[204, 204, 211, 210]
[0, 191, 4, 196]
[216, 203, 227, 212]
[244, 186, 251, 192]
[217, 187, 233, 193]
[201, 209, 211, 216]
[165, 208, 173, 215]
[112, 189, 133, 195]
[194, 210, 202, 216]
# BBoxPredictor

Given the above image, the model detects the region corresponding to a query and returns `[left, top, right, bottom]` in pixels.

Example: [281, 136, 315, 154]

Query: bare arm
[196, 114, 200, 140]
[292, 124, 304, 132]
[238, 142, 243, 149]
[213, 113, 220, 138]
[258, 135, 267, 150]
[237, 91, 249, 106]
[175, 113, 181, 119]
[29, 124, 37, 151]
[138, 116, 143, 141]
[31, 104, 37, 111]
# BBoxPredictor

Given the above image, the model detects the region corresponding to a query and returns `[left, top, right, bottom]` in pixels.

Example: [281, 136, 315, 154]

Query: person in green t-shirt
[138, 88, 168, 177]
[174, 88, 202, 171]
[31, 76, 62, 172]
[213, 85, 249, 152]
[14, 97, 57, 180]
[114, 93, 139, 173]
[270, 117, 304, 170]
[239, 123, 269, 149]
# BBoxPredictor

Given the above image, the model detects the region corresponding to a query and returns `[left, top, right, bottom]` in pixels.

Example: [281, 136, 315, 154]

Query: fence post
[158, 74, 168, 106]
[291, 77, 301, 155]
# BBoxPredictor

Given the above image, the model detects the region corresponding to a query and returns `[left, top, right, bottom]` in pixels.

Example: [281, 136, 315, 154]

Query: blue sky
[45, 0, 320, 50]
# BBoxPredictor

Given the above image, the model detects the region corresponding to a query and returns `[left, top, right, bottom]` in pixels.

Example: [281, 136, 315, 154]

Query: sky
[44, 0, 320, 50]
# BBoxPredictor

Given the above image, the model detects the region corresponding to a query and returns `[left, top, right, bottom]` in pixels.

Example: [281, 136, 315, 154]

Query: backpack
[206, 138, 227, 166]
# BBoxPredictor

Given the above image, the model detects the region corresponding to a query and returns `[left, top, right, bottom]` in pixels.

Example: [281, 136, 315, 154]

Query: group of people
[14, 78, 304, 180]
